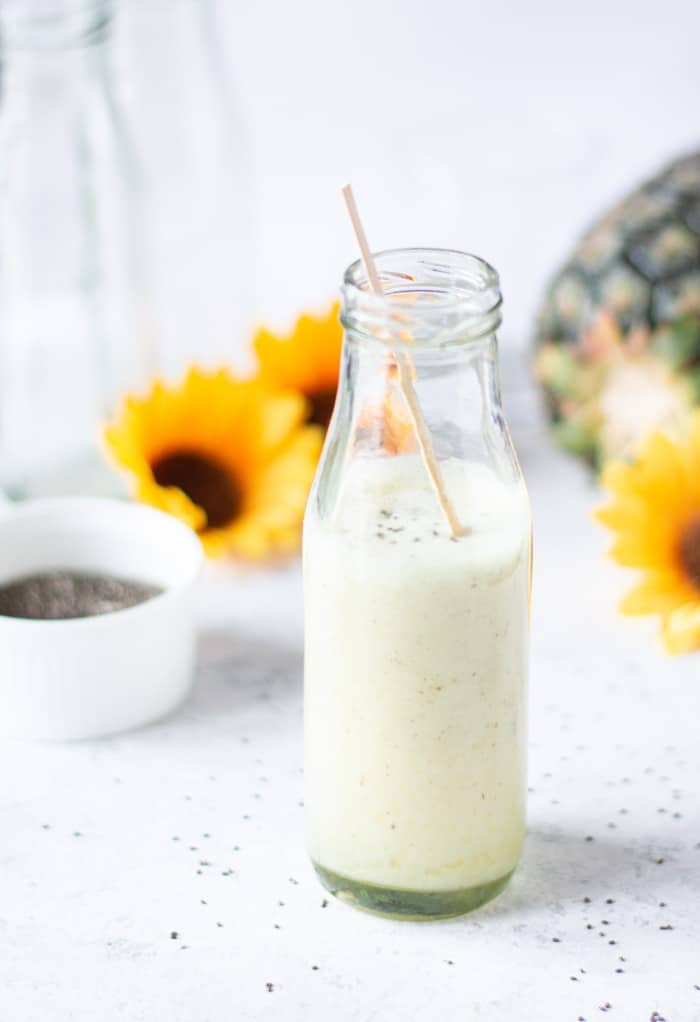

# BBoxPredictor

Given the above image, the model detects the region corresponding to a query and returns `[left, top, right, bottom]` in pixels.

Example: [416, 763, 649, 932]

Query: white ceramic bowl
[0, 498, 203, 741]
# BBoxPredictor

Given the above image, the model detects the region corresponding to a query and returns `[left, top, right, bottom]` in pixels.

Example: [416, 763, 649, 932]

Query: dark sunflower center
[152, 452, 241, 529]
[308, 387, 337, 429]
[677, 517, 700, 591]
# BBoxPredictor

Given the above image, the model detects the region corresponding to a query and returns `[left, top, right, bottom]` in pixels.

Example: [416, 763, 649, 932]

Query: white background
[215, 0, 700, 344]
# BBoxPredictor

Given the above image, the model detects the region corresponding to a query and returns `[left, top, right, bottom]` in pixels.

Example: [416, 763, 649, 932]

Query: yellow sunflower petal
[256, 391, 310, 453]
[202, 518, 271, 560]
[597, 419, 700, 653]
[619, 572, 693, 616]
[254, 302, 342, 418]
[599, 460, 637, 499]
[661, 602, 700, 654]
[608, 533, 675, 570]
[246, 427, 324, 530]
[135, 479, 207, 533]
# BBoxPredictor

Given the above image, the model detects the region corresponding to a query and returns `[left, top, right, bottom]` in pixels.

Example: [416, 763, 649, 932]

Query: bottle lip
[341, 247, 502, 348]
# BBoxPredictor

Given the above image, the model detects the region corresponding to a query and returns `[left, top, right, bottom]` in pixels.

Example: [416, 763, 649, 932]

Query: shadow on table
[478, 825, 641, 919]
[183, 627, 303, 722]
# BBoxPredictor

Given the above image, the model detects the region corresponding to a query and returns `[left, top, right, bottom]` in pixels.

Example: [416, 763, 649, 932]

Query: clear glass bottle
[303, 249, 532, 919]
[0, 0, 151, 496]
[114, 0, 253, 377]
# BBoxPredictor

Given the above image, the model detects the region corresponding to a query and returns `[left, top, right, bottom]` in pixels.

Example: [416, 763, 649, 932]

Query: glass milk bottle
[0, 0, 151, 497]
[303, 249, 532, 919]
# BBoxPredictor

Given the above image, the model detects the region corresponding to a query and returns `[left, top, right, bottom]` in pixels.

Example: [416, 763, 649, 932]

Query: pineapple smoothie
[304, 454, 530, 906]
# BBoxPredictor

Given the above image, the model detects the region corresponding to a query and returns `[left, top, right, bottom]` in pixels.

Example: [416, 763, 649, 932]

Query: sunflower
[104, 368, 323, 559]
[596, 412, 700, 652]
[254, 302, 342, 430]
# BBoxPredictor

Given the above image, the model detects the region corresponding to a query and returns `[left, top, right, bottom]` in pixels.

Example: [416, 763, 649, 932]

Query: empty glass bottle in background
[0, 0, 152, 496]
[113, 0, 253, 378]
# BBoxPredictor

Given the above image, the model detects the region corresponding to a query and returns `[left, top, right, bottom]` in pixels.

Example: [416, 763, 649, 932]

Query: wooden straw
[341, 184, 463, 538]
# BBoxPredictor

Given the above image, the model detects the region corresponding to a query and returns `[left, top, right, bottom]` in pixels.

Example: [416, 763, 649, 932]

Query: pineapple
[534, 149, 700, 468]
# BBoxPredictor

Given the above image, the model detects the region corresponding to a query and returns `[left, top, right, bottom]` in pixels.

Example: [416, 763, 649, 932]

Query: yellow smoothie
[304, 454, 530, 894]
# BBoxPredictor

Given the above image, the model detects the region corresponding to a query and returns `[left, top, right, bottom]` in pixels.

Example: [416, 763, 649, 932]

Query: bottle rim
[341, 247, 503, 348]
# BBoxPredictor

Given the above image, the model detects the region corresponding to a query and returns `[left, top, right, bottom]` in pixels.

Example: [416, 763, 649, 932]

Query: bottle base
[311, 861, 514, 920]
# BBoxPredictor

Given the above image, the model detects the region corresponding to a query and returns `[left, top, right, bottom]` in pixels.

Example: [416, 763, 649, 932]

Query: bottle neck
[337, 326, 506, 463]
[1, 1, 111, 82]
[1, 0, 112, 49]
[1, 5, 112, 110]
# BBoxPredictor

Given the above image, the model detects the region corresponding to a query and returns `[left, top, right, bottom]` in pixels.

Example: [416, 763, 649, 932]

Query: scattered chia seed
[266, 983, 274, 993]
[321, 899, 328, 908]
[0, 571, 162, 620]
[583, 896, 592, 903]
[659, 924, 673, 931]
[170, 931, 178, 940]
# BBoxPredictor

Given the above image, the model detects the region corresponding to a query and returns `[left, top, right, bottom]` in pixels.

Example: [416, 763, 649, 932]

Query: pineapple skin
[534, 150, 700, 469]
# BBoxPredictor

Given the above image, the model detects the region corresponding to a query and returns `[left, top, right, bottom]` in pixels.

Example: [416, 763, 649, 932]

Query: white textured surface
[3, 428, 700, 1021]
